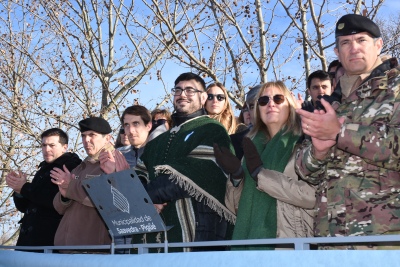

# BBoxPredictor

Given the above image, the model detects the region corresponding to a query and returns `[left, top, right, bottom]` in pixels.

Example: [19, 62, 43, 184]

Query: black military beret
[79, 117, 112, 134]
[335, 14, 381, 38]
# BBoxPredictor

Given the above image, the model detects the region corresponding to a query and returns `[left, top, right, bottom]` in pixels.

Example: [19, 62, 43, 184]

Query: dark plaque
[82, 169, 167, 237]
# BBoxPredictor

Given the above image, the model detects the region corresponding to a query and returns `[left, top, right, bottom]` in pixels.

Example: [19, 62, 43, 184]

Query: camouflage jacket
[296, 59, 400, 237]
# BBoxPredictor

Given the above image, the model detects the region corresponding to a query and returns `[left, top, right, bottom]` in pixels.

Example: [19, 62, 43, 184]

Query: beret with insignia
[335, 14, 381, 38]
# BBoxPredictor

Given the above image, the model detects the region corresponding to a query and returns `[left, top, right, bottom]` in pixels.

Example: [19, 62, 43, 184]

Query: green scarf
[232, 129, 300, 250]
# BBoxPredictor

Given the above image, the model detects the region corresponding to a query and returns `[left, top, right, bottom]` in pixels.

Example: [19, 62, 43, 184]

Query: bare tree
[0, 0, 175, 130]
[0, 0, 50, 244]
[0, 0, 173, 243]
[377, 13, 400, 59]
[140, 0, 388, 106]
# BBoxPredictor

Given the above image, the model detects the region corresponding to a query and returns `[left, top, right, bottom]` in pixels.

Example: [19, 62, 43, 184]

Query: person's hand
[213, 143, 243, 179]
[296, 98, 342, 140]
[294, 92, 304, 109]
[50, 165, 75, 197]
[99, 149, 117, 174]
[310, 112, 345, 160]
[113, 150, 130, 172]
[242, 137, 263, 182]
[6, 170, 27, 194]
[154, 203, 167, 213]
[100, 149, 130, 174]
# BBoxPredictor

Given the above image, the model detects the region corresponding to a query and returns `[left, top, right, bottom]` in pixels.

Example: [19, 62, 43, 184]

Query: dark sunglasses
[119, 128, 125, 135]
[207, 94, 226, 102]
[152, 119, 167, 126]
[257, 94, 285, 106]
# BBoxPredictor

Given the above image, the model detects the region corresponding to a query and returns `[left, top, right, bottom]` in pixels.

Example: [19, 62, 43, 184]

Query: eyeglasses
[207, 94, 226, 101]
[257, 94, 285, 106]
[119, 128, 125, 135]
[171, 87, 202, 96]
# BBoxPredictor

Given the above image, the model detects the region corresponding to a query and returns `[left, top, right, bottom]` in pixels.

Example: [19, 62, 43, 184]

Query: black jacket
[14, 152, 81, 248]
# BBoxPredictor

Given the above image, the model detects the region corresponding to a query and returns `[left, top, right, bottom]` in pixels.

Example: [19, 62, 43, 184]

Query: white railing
[1, 235, 400, 254]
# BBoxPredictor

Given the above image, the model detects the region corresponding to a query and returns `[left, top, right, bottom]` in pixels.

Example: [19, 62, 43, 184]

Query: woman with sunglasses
[215, 81, 315, 250]
[205, 82, 237, 134]
[114, 127, 136, 168]
[115, 127, 130, 149]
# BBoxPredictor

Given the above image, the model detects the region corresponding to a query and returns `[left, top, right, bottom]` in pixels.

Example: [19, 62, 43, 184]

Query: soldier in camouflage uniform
[295, 14, 400, 248]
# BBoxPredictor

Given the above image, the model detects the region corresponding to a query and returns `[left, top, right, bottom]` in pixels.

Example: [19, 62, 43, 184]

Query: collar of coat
[84, 142, 114, 164]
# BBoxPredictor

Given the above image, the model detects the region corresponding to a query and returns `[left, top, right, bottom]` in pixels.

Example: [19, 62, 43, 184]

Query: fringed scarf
[232, 129, 300, 250]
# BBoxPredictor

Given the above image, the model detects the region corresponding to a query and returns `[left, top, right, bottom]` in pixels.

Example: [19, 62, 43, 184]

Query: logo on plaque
[111, 185, 129, 214]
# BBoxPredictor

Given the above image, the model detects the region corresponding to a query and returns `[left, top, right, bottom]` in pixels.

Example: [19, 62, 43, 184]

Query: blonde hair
[248, 81, 302, 140]
[206, 82, 237, 134]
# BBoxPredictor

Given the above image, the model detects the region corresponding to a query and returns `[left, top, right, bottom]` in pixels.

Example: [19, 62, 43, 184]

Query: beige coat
[225, 148, 315, 239]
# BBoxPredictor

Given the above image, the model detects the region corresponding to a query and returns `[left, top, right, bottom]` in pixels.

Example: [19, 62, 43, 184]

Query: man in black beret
[296, 13, 400, 249]
[78, 117, 112, 134]
[50, 117, 129, 251]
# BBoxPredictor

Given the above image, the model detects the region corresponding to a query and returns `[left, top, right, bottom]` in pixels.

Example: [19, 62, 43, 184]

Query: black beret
[79, 117, 112, 134]
[335, 14, 381, 38]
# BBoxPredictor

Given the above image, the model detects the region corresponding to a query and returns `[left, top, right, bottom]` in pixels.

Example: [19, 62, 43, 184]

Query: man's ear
[200, 91, 207, 105]
[62, 144, 68, 153]
[146, 122, 152, 132]
[376, 38, 383, 55]
[334, 47, 339, 57]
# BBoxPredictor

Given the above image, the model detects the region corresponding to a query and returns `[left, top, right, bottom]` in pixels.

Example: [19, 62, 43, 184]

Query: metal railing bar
[1, 235, 400, 253]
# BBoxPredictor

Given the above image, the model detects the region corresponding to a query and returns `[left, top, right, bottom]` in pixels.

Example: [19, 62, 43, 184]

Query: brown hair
[121, 105, 152, 125]
[151, 108, 172, 127]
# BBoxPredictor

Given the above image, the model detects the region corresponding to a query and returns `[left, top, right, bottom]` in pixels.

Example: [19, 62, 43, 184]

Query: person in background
[215, 81, 315, 250]
[205, 82, 237, 134]
[245, 84, 262, 127]
[327, 60, 340, 77]
[148, 108, 171, 140]
[151, 108, 172, 130]
[115, 127, 130, 149]
[296, 14, 400, 249]
[115, 127, 134, 167]
[113, 105, 154, 253]
[6, 128, 81, 251]
[229, 84, 262, 160]
[238, 103, 251, 127]
[50, 117, 129, 251]
[121, 105, 152, 168]
[328, 60, 344, 88]
[301, 70, 333, 112]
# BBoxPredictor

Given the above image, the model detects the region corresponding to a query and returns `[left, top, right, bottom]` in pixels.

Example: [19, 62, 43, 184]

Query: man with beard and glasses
[133, 72, 235, 252]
